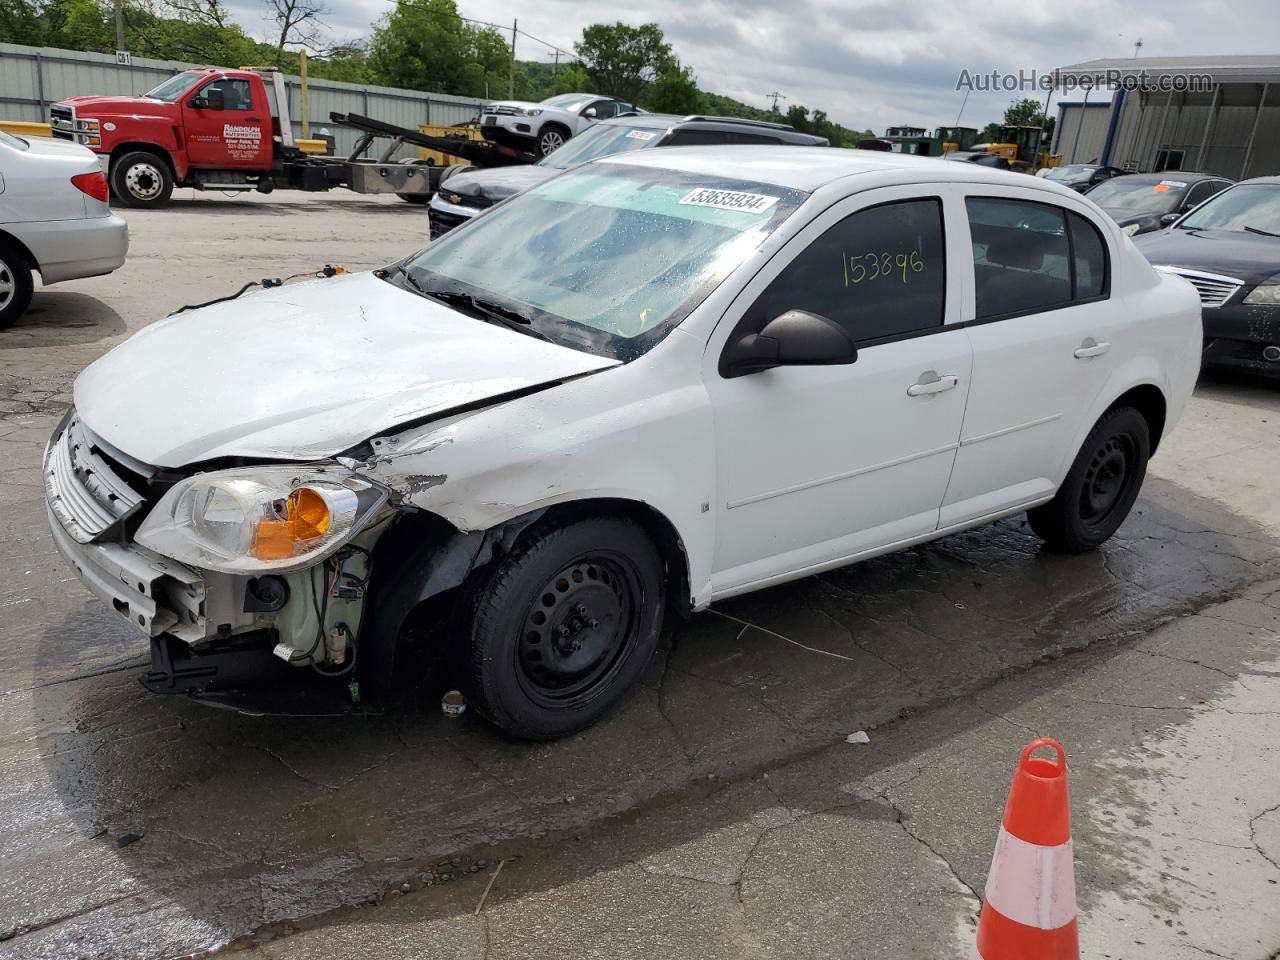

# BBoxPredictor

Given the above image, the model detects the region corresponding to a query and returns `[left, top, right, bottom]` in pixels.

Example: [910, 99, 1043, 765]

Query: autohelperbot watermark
[956, 68, 1214, 94]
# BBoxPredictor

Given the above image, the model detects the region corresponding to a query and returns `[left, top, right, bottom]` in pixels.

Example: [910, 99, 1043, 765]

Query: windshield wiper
[386, 261, 429, 296]
[1243, 225, 1280, 238]
[424, 289, 555, 343]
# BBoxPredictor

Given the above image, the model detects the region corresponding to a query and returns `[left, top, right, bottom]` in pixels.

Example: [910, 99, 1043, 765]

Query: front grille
[428, 209, 464, 238]
[45, 412, 149, 544]
[49, 104, 74, 140]
[482, 105, 519, 116]
[1166, 268, 1243, 308]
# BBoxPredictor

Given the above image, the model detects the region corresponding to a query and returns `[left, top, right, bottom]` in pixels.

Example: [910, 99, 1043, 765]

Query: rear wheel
[109, 151, 174, 208]
[1027, 407, 1150, 551]
[0, 241, 34, 330]
[460, 516, 664, 739]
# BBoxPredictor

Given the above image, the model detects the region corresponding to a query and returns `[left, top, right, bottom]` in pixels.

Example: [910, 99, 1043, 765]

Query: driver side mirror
[583, 107, 598, 119]
[1161, 212, 1181, 226]
[722, 309, 857, 378]
[189, 95, 222, 110]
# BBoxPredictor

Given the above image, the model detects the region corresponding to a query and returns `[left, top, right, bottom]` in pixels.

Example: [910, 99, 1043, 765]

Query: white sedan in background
[49, 148, 1200, 740]
[0, 129, 128, 329]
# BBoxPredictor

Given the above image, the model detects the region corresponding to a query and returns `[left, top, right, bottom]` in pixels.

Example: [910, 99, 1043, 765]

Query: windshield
[0, 130, 28, 151]
[538, 122, 666, 170]
[1045, 165, 1094, 181]
[540, 94, 593, 111]
[402, 164, 806, 361]
[1178, 183, 1280, 235]
[1085, 177, 1185, 214]
[144, 71, 207, 102]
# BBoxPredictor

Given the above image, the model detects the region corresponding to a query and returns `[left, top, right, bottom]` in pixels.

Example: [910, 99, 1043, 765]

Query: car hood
[57, 94, 177, 113]
[73, 271, 619, 468]
[15, 135, 100, 164]
[444, 165, 557, 201]
[1134, 228, 1280, 284]
[484, 100, 542, 110]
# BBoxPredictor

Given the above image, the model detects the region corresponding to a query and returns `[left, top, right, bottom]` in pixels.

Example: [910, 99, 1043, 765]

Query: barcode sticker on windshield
[625, 130, 657, 141]
[679, 188, 779, 214]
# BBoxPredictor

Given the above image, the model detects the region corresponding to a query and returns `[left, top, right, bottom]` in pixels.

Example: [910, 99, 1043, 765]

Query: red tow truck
[51, 67, 537, 209]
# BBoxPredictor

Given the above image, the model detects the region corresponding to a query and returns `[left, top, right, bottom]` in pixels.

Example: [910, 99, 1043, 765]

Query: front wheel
[109, 151, 174, 208]
[1027, 407, 1150, 552]
[537, 126, 568, 157]
[460, 516, 665, 739]
[0, 241, 34, 330]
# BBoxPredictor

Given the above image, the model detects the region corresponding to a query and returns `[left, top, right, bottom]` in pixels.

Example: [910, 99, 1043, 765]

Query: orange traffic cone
[972, 738, 1079, 960]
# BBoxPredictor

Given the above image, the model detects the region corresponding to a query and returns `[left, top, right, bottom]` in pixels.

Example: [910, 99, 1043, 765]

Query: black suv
[428, 113, 829, 238]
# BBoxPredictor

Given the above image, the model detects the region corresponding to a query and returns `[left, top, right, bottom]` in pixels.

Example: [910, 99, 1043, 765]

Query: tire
[460, 515, 665, 739]
[1027, 407, 1150, 552]
[537, 125, 569, 157]
[109, 151, 174, 208]
[397, 193, 430, 204]
[0, 241, 34, 331]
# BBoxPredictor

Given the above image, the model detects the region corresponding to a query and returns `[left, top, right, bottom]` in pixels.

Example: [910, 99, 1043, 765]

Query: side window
[206, 78, 252, 111]
[1184, 180, 1226, 210]
[757, 199, 946, 344]
[589, 100, 619, 119]
[1068, 211, 1107, 300]
[666, 129, 728, 146]
[726, 132, 782, 145]
[967, 197, 1108, 320]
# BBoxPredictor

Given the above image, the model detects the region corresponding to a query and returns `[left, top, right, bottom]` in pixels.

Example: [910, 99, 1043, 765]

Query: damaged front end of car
[43, 407, 519, 715]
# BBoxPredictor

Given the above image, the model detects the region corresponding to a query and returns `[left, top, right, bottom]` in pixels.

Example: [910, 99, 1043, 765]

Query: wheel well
[1108, 384, 1167, 453]
[539, 121, 571, 137]
[110, 143, 175, 175]
[0, 229, 38, 271]
[532, 499, 693, 616]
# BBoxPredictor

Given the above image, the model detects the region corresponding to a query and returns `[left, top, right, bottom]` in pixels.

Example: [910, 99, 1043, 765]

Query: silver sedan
[0, 129, 129, 329]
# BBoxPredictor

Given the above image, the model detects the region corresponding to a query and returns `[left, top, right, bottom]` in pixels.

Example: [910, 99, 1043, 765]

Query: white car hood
[74, 271, 619, 468]
[18, 135, 101, 163]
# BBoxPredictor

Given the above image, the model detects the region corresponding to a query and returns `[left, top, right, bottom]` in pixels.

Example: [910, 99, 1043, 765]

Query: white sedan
[47, 147, 1200, 738]
[0, 129, 128, 328]
[479, 93, 634, 156]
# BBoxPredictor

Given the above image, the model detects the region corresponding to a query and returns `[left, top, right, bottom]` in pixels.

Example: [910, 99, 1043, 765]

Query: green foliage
[646, 66, 706, 115]
[574, 22, 675, 104]
[367, 0, 510, 97]
[1002, 96, 1047, 127]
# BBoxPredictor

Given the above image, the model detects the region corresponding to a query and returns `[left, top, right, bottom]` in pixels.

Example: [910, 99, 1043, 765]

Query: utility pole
[766, 91, 785, 112]
[113, 0, 125, 52]
[1133, 37, 1144, 58]
[552, 50, 559, 78]
[507, 18, 517, 99]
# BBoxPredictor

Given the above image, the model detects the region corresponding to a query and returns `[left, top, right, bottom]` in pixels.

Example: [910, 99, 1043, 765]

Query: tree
[368, 0, 509, 97]
[645, 66, 705, 114]
[574, 22, 675, 103]
[264, 0, 328, 66]
[1002, 97, 1048, 128]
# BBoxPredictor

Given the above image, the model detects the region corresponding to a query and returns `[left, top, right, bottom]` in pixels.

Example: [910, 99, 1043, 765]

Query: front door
[704, 186, 974, 596]
[182, 75, 271, 169]
[942, 192, 1120, 527]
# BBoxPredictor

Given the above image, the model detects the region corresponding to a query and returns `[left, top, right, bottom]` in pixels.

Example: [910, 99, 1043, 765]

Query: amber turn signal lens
[287, 487, 331, 541]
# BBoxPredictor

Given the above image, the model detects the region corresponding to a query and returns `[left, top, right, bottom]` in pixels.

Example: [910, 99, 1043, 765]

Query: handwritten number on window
[843, 250, 924, 286]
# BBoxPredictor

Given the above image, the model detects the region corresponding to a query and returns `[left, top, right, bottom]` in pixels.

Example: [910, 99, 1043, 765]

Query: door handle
[1074, 338, 1111, 359]
[906, 372, 959, 397]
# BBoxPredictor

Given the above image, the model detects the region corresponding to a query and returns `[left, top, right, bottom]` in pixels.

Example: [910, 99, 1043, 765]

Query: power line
[376, 0, 580, 63]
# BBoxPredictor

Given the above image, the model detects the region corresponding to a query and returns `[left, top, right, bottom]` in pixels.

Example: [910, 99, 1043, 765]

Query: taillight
[71, 171, 109, 203]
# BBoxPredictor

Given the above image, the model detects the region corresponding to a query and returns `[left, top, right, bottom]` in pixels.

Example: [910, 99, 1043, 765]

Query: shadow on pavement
[10, 469, 1279, 956]
[0, 291, 126, 350]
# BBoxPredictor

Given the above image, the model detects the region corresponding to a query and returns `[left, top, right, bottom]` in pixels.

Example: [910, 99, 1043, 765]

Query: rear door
[942, 191, 1119, 527]
[182, 75, 271, 169]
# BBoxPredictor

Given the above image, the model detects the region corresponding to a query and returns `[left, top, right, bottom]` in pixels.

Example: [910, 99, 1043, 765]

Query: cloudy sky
[223, 0, 1278, 132]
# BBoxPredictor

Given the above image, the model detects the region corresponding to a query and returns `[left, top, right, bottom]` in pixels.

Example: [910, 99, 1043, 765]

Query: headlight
[1122, 223, 1141, 237]
[519, 108, 543, 117]
[1243, 283, 1280, 305]
[135, 465, 389, 574]
[77, 118, 100, 131]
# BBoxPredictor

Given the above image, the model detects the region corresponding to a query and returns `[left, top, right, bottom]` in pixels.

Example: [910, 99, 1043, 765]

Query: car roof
[599, 113, 826, 145]
[1109, 171, 1228, 183]
[599, 145, 1062, 192]
[1238, 176, 1280, 185]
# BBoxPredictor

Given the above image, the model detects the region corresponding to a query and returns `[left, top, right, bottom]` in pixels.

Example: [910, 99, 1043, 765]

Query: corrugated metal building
[1051, 55, 1280, 179]
[0, 42, 483, 157]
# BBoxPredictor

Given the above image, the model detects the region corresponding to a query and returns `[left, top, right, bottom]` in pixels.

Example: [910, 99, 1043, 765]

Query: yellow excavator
[970, 125, 1062, 172]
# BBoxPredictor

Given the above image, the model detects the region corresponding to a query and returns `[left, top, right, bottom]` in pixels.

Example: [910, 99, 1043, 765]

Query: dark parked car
[943, 150, 1011, 170]
[428, 113, 829, 238]
[1087, 171, 1233, 236]
[1039, 163, 1126, 192]
[1135, 177, 1280, 374]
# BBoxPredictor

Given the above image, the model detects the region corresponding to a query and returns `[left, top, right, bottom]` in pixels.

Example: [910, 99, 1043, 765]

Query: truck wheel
[460, 516, 665, 740]
[537, 125, 569, 157]
[109, 151, 174, 208]
[0, 241, 34, 331]
[1027, 407, 1150, 552]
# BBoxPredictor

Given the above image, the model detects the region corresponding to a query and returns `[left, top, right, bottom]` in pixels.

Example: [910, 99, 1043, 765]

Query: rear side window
[667, 130, 728, 146]
[967, 198, 1109, 320]
[758, 198, 946, 344]
[727, 132, 782, 145]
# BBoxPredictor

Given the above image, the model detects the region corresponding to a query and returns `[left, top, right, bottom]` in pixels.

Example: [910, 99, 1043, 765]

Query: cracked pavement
[1, 193, 1278, 959]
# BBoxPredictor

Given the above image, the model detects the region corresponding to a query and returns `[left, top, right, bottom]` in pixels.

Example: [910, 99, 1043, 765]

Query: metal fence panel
[0, 41, 483, 156]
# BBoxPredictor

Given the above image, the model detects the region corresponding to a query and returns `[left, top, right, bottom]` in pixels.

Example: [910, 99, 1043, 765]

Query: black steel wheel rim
[1079, 433, 1134, 527]
[516, 552, 641, 709]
